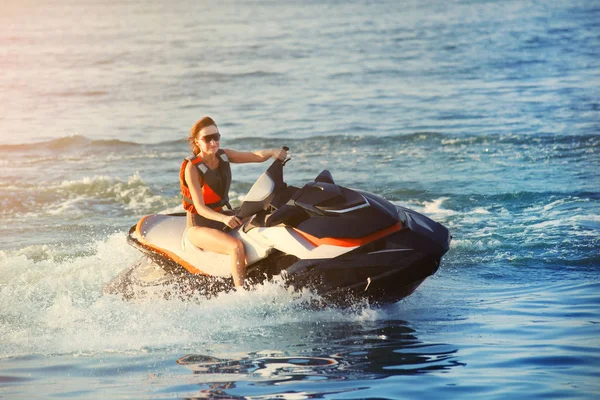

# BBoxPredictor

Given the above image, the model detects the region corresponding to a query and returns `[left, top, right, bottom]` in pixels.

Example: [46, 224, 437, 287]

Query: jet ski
[105, 149, 451, 306]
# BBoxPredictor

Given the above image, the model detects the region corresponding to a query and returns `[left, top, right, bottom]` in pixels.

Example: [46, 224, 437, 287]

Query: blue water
[1, 0, 599, 398]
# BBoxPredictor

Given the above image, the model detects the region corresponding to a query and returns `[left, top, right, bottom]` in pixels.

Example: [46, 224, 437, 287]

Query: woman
[179, 116, 287, 288]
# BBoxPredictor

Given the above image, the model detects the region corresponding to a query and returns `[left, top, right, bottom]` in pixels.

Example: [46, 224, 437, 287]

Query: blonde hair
[188, 116, 217, 154]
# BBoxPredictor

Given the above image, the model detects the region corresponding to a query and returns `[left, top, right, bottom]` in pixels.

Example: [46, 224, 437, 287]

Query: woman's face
[197, 125, 220, 155]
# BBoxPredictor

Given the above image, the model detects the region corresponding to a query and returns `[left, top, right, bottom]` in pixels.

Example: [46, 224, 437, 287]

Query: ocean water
[1, 0, 599, 398]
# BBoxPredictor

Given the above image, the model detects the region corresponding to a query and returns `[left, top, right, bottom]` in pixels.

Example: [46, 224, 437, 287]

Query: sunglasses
[199, 133, 221, 143]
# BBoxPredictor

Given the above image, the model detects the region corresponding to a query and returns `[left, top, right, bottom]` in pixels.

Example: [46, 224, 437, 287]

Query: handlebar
[223, 146, 290, 232]
[282, 146, 290, 166]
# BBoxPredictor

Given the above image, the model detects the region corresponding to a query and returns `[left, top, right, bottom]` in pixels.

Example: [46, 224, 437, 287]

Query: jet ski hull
[281, 211, 450, 306]
[106, 205, 450, 306]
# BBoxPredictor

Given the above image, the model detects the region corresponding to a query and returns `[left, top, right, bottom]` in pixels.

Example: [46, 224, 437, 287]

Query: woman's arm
[224, 148, 287, 164]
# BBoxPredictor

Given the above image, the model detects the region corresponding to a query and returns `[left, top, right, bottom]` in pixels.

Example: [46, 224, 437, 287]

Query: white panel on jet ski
[258, 227, 356, 260]
[237, 228, 274, 265]
[244, 172, 274, 202]
[141, 215, 184, 251]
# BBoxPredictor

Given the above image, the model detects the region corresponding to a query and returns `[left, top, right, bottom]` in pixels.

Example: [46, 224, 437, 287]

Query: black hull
[281, 226, 448, 306]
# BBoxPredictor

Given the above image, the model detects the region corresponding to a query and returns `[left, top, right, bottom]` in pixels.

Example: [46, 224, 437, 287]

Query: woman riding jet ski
[177, 117, 289, 288]
[105, 118, 451, 305]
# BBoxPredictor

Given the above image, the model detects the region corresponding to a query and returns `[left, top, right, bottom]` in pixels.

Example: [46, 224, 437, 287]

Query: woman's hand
[271, 148, 288, 161]
[222, 214, 242, 229]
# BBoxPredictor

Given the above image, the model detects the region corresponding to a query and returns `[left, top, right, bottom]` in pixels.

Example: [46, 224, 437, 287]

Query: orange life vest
[179, 149, 231, 213]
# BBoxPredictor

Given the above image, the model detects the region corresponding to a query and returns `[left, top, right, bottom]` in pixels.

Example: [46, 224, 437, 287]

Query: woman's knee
[218, 235, 243, 255]
[230, 238, 245, 256]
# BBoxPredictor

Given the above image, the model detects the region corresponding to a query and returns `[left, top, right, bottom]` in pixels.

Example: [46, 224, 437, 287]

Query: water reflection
[176, 320, 464, 399]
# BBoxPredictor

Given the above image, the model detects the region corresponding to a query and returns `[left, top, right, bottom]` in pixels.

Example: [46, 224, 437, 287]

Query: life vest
[179, 149, 232, 213]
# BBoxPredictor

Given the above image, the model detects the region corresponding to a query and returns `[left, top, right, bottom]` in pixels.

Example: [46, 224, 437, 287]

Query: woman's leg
[187, 226, 247, 287]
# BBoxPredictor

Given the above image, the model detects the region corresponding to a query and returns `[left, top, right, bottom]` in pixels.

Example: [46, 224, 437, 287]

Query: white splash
[0, 233, 381, 359]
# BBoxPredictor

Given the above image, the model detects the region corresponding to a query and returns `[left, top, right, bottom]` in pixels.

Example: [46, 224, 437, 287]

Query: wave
[1, 173, 175, 217]
[188, 70, 283, 82]
[382, 187, 600, 210]
[3, 131, 598, 151]
[48, 90, 109, 97]
[390, 192, 599, 274]
[439, 132, 600, 148]
[457, 190, 600, 204]
[0, 135, 142, 152]
[1, 132, 598, 153]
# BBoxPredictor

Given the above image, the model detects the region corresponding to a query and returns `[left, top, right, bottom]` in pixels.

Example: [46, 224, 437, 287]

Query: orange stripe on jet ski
[135, 216, 206, 276]
[294, 222, 402, 248]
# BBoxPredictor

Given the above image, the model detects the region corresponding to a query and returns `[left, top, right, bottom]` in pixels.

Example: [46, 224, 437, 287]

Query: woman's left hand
[222, 214, 242, 229]
[272, 148, 287, 161]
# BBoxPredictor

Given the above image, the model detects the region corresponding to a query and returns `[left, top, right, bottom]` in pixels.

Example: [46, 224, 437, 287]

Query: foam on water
[0, 233, 383, 360]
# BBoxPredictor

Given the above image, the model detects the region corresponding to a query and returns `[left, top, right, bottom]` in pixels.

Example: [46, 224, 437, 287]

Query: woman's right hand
[222, 214, 242, 229]
[271, 148, 288, 161]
